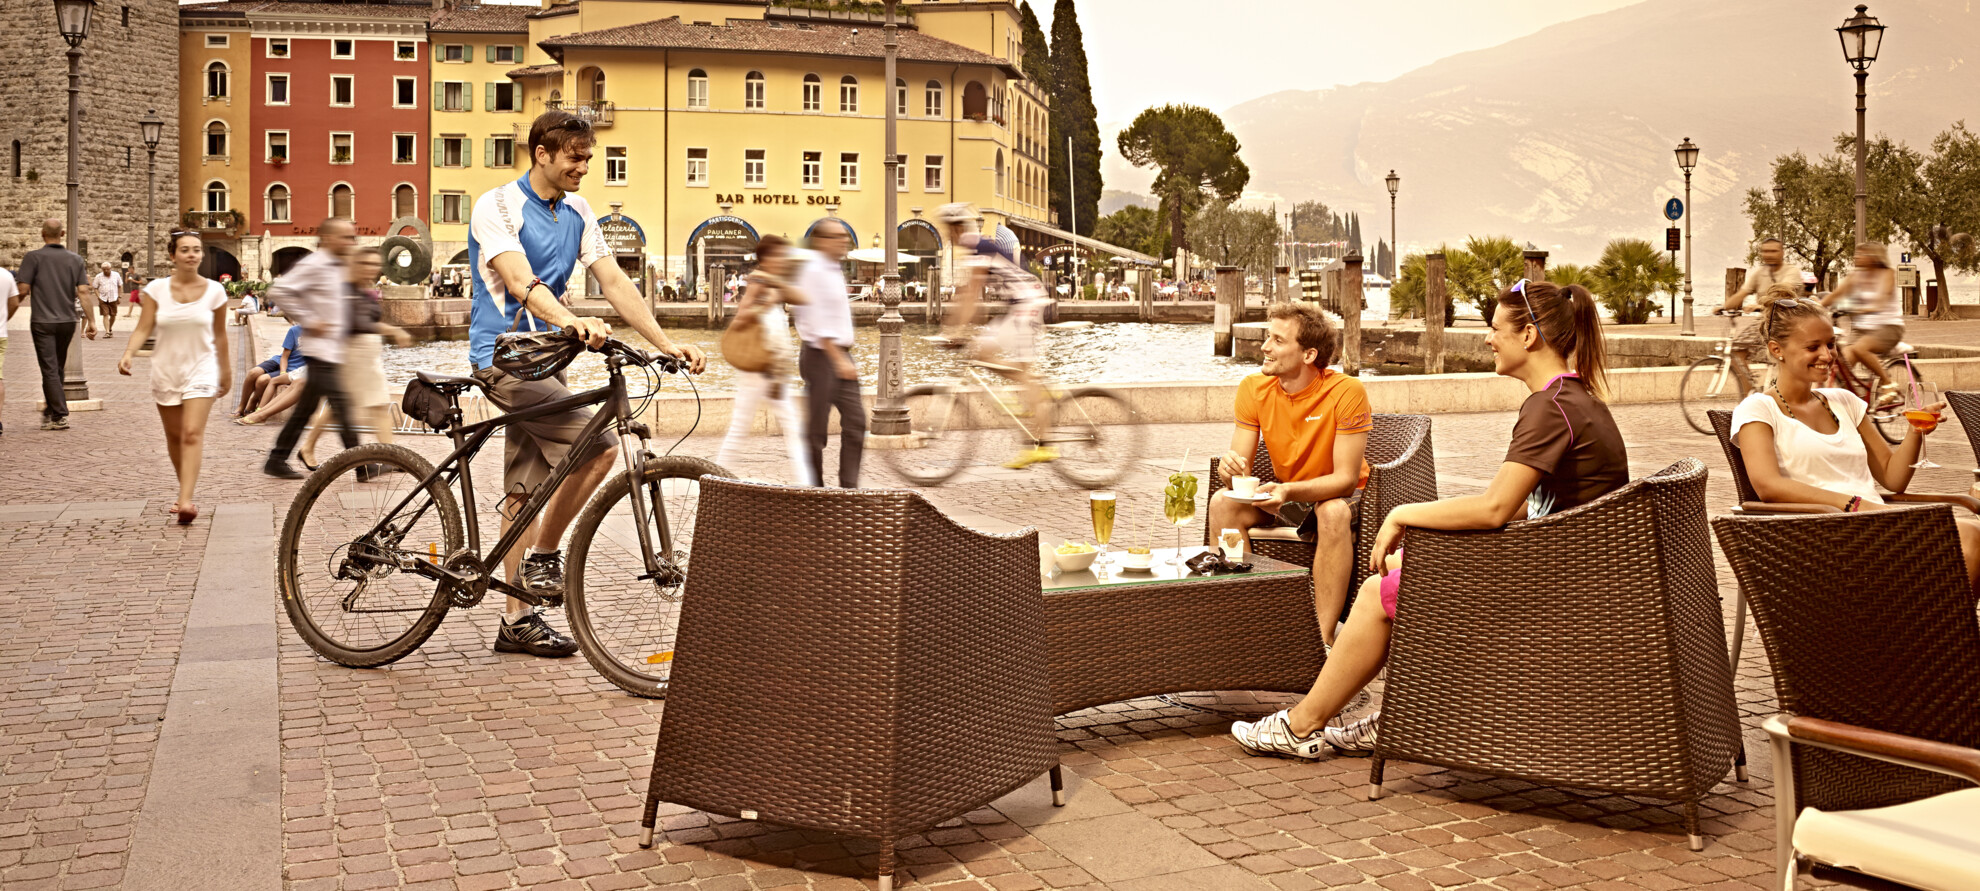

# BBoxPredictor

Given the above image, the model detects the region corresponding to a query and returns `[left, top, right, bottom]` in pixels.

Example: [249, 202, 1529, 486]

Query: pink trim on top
[1545, 372, 1580, 449]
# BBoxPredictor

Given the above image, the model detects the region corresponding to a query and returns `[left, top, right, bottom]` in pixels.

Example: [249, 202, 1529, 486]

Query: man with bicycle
[1718, 237, 1802, 395]
[467, 109, 706, 657]
[934, 204, 1054, 468]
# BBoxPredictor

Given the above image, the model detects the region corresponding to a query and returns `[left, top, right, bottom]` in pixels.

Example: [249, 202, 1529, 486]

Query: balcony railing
[185, 210, 243, 233]
[546, 99, 614, 127]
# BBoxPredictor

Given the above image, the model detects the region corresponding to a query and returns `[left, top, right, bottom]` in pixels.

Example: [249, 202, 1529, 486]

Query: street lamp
[1674, 137, 1700, 336]
[1837, 4, 1885, 245]
[140, 109, 162, 279]
[1772, 182, 1787, 244]
[1384, 170, 1399, 279]
[55, 0, 95, 404]
[871, 0, 909, 438]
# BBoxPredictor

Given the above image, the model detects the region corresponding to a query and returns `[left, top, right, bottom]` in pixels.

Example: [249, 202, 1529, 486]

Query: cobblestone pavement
[1, 325, 1945, 890]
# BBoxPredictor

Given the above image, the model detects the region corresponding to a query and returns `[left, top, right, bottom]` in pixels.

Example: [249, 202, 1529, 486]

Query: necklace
[1771, 379, 1838, 430]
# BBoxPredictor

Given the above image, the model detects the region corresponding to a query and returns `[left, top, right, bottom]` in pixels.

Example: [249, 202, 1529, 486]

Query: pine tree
[1018, 3, 1051, 91]
[1049, 0, 1101, 235]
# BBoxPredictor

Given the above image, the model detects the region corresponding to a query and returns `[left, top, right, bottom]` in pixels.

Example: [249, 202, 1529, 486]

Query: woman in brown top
[1233, 280, 1631, 760]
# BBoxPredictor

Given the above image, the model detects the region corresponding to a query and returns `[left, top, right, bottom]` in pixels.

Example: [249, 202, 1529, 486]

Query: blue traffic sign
[1664, 198, 1684, 221]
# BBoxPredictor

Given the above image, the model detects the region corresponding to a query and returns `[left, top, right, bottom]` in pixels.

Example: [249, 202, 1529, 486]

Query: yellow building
[427, 2, 534, 267]
[178, 3, 256, 275]
[427, 0, 1084, 297]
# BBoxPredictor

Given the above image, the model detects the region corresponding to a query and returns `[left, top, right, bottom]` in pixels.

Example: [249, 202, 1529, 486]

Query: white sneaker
[1231, 709, 1329, 760]
[1323, 711, 1380, 757]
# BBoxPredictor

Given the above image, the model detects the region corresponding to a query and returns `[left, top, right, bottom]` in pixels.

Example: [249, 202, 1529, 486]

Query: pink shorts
[1376, 547, 1402, 619]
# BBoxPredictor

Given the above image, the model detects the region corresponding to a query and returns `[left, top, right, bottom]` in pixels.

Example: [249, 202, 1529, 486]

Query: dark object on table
[639, 478, 1061, 891]
[1369, 458, 1743, 852]
[1184, 551, 1250, 574]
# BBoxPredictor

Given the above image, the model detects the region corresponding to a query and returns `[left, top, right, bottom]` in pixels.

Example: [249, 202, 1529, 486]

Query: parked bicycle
[1681, 307, 1919, 443]
[277, 331, 728, 698]
[884, 342, 1143, 489]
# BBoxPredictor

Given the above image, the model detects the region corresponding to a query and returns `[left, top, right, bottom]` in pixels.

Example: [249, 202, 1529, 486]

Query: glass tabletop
[1043, 546, 1307, 593]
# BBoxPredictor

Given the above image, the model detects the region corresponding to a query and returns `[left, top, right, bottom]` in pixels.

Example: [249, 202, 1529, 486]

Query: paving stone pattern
[0, 329, 1930, 889]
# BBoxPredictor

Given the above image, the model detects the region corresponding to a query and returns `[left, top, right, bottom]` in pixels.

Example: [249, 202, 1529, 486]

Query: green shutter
[432, 194, 443, 220]
[432, 138, 442, 167]
[433, 81, 444, 109]
[462, 44, 474, 60]
[483, 139, 494, 168]
[485, 44, 496, 63]
[462, 83, 473, 112]
[514, 45, 525, 65]
[462, 140, 472, 167]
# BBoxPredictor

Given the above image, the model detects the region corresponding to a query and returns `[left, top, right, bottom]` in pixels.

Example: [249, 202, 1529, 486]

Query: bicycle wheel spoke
[570, 467, 701, 689]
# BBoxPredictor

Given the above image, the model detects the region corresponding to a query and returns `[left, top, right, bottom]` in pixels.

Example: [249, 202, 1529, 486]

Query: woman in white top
[1822, 241, 1902, 399]
[1731, 295, 1980, 585]
[714, 235, 812, 484]
[119, 232, 232, 525]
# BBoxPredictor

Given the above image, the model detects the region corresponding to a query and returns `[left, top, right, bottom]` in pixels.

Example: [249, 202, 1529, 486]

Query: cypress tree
[1350, 212, 1363, 253]
[1018, 3, 1051, 90]
[1049, 0, 1101, 235]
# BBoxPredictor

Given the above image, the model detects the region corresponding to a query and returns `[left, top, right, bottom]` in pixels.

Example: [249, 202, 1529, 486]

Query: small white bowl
[1053, 549, 1100, 572]
[1118, 552, 1154, 571]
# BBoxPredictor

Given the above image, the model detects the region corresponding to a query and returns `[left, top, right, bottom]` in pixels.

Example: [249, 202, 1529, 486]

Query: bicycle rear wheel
[1680, 356, 1742, 436]
[1049, 387, 1142, 489]
[278, 443, 461, 667]
[884, 383, 977, 486]
[565, 455, 729, 698]
[1871, 356, 1923, 444]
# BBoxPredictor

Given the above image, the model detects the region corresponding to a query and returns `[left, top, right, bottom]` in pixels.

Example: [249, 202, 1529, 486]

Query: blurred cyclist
[934, 204, 1054, 468]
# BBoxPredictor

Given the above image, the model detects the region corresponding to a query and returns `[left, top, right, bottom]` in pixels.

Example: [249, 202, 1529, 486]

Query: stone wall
[0, 0, 180, 271]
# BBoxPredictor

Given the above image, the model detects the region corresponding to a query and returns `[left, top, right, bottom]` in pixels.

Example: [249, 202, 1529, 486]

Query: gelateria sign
[599, 215, 645, 254]
[714, 192, 845, 207]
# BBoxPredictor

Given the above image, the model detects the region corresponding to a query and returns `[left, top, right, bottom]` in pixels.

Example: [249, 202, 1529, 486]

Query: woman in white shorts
[119, 231, 231, 524]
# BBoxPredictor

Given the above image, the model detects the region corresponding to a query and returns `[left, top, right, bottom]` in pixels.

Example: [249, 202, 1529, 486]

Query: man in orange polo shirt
[1210, 303, 1371, 644]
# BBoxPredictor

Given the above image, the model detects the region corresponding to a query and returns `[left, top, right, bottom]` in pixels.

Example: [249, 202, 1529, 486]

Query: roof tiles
[538, 16, 1019, 76]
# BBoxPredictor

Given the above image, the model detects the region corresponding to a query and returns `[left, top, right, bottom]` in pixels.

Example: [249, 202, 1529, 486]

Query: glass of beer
[1909, 381, 1942, 469]
[1089, 491, 1116, 566]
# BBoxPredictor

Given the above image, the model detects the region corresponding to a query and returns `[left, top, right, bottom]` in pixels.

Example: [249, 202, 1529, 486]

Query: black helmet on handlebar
[491, 330, 586, 381]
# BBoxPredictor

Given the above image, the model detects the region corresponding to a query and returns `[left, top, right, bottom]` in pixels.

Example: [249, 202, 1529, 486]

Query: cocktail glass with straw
[1164, 450, 1199, 567]
[1905, 370, 1943, 470]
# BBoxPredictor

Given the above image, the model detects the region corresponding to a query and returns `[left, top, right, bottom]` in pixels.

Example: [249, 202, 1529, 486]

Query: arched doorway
[962, 81, 987, 120]
[447, 249, 470, 265]
[597, 209, 648, 297]
[199, 245, 243, 282]
[684, 215, 759, 296]
[270, 246, 312, 277]
[899, 219, 942, 300]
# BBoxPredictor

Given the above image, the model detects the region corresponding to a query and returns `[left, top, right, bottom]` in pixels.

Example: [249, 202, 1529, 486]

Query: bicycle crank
[440, 551, 490, 608]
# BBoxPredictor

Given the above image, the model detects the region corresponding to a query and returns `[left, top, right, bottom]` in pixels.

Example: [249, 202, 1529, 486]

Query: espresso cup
[1233, 476, 1260, 497]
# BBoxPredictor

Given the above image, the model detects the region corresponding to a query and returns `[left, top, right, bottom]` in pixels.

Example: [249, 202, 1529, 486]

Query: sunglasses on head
[1510, 278, 1549, 346]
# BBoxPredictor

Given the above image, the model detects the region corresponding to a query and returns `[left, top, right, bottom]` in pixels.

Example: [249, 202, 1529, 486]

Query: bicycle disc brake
[441, 550, 490, 608]
[641, 555, 687, 603]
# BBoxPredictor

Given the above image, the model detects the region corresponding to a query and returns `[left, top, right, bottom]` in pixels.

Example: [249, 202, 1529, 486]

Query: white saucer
[1219, 491, 1270, 502]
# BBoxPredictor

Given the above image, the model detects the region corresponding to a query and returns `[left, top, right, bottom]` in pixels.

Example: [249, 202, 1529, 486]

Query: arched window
[895, 77, 907, 117]
[744, 71, 765, 109]
[204, 179, 229, 213]
[204, 121, 228, 159]
[962, 81, 987, 120]
[205, 61, 229, 99]
[839, 75, 858, 114]
[329, 183, 353, 220]
[394, 184, 416, 219]
[686, 68, 708, 108]
[802, 73, 821, 112]
[590, 71, 606, 102]
[923, 80, 943, 118]
[994, 149, 1004, 196]
[265, 183, 290, 223]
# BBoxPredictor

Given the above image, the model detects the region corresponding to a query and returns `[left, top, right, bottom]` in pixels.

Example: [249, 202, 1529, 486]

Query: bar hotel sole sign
[715, 192, 846, 206]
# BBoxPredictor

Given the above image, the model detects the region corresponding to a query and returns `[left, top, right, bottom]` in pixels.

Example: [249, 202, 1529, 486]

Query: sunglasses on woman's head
[1510, 278, 1549, 346]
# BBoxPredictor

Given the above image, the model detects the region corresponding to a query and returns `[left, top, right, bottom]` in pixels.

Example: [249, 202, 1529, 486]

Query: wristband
[524, 277, 546, 300]
[1844, 496, 1862, 513]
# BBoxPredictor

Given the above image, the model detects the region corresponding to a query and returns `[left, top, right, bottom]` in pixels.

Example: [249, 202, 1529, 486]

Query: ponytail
[1498, 280, 1609, 400]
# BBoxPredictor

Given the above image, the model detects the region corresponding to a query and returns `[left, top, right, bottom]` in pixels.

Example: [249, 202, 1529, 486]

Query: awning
[1003, 215, 1159, 265]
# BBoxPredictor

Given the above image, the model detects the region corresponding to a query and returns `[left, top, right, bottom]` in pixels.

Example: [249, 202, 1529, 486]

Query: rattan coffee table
[1043, 547, 1325, 715]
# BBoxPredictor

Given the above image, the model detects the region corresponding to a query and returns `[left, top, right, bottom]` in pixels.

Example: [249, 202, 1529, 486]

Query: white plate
[1117, 562, 1156, 572]
[1219, 491, 1270, 502]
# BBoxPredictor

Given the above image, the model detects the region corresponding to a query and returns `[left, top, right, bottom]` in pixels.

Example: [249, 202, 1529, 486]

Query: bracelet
[1845, 496, 1862, 513]
[524, 277, 546, 300]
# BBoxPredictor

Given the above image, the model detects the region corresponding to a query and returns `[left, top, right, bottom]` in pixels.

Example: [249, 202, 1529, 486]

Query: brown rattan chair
[638, 478, 1061, 891]
[1206, 414, 1438, 615]
[1711, 506, 1980, 889]
[1367, 458, 1744, 851]
[1941, 389, 1980, 482]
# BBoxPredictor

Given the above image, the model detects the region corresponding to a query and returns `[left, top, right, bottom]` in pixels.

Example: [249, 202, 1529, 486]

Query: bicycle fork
[616, 419, 685, 592]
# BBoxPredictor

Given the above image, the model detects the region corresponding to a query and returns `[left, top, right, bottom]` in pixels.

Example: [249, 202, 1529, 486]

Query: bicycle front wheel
[884, 383, 978, 486]
[278, 443, 461, 667]
[1680, 356, 1742, 436]
[565, 455, 729, 698]
[1049, 387, 1142, 489]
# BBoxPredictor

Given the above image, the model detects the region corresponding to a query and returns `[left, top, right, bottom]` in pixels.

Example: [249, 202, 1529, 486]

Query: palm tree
[1592, 239, 1680, 325]
[1450, 235, 1524, 322]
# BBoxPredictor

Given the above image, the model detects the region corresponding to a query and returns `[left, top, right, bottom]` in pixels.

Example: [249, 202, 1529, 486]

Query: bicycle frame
[358, 357, 672, 603]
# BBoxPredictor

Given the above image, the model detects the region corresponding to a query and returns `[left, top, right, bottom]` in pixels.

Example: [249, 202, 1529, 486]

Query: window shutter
[462, 84, 472, 112]
[485, 44, 496, 63]
[486, 82, 495, 111]
[463, 140, 472, 167]
[483, 139, 494, 168]
[432, 138, 442, 167]
[514, 45, 524, 64]
[462, 44, 474, 59]
[432, 194, 443, 221]
[433, 80, 443, 109]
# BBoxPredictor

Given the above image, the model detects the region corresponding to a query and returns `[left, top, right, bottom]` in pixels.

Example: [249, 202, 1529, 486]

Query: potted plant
[269, 154, 287, 167]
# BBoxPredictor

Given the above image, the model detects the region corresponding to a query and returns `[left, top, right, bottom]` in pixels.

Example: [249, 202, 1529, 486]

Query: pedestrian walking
[0, 262, 15, 436]
[126, 274, 144, 317]
[92, 261, 123, 337]
[298, 245, 412, 473]
[791, 219, 865, 487]
[263, 219, 361, 478]
[715, 235, 811, 483]
[14, 219, 95, 430]
[118, 231, 231, 524]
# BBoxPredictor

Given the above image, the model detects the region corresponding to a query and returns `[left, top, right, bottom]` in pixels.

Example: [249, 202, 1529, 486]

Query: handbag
[720, 273, 784, 374]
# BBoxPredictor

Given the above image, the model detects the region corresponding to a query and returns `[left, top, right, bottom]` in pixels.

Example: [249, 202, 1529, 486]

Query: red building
[246, 1, 429, 273]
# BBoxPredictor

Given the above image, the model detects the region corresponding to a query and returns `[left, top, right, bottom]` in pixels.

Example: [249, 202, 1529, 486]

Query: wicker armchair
[1711, 506, 1980, 889]
[1206, 414, 1437, 615]
[638, 478, 1061, 891]
[1367, 459, 1744, 851]
[1942, 389, 1980, 482]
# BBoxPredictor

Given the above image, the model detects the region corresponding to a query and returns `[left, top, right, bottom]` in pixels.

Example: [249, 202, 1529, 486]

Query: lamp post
[139, 108, 162, 354]
[871, 0, 908, 437]
[1384, 170, 1399, 279]
[1837, 4, 1885, 246]
[1675, 137, 1700, 336]
[1771, 182, 1787, 244]
[55, 0, 95, 404]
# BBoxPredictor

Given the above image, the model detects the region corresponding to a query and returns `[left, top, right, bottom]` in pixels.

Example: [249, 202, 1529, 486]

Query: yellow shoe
[1004, 446, 1059, 469]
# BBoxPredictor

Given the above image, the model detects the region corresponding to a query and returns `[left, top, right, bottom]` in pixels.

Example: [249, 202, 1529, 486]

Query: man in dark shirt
[14, 219, 94, 430]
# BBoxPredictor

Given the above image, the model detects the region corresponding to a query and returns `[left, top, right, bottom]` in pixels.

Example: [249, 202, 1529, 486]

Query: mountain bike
[1680, 308, 1919, 443]
[884, 344, 1143, 489]
[276, 333, 728, 698]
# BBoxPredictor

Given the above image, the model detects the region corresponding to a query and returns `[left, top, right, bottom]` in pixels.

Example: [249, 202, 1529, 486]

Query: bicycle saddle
[417, 370, 484, 393]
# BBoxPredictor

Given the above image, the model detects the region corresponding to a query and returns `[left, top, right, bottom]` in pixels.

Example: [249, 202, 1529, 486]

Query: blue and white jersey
[467, 175, 611, 368]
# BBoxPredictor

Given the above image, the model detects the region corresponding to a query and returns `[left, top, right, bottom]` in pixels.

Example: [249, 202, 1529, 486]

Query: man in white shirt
[790, 219, 864, 487]
[264, 220, 359, 477]
[91, 262, 123, 336]
[1719, 238, 1803, 395]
